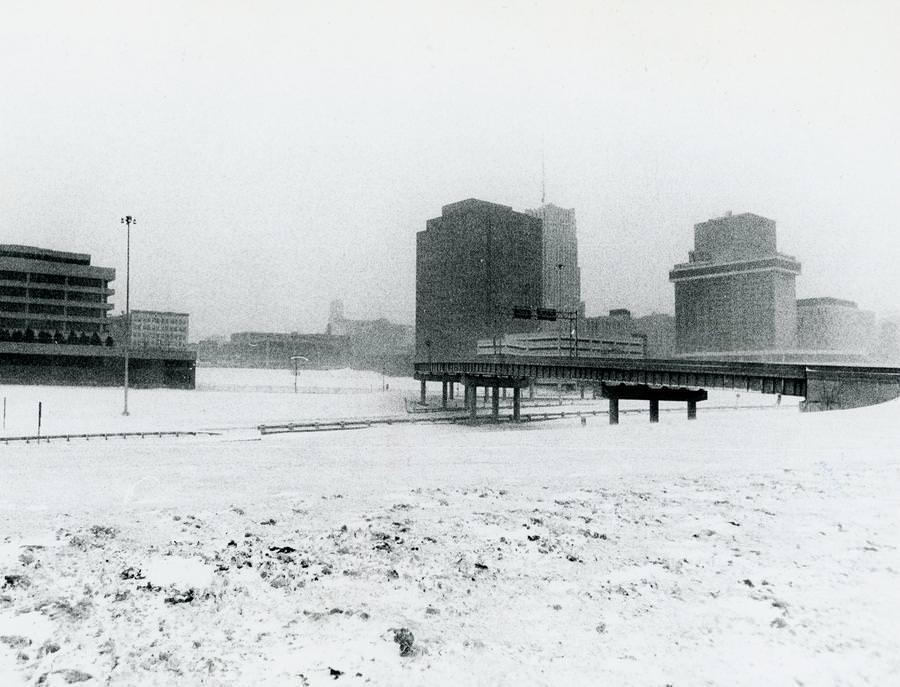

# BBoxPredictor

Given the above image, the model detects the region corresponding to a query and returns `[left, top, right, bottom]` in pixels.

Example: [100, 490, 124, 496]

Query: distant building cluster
[415, 200, 895, 367]
[669, 212, 895, 363]
[197, 331, 350, 369]
[326, 299, 414, 373]
[195, 301, 413, 374]
[581, 309, 676, 359]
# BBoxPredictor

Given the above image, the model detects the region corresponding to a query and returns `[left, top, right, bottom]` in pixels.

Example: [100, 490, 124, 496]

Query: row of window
[0, 318, 105, 333]
[0, 287, 107, 303]
[0, 271, 106, 288]
[0, 302, 105, 317]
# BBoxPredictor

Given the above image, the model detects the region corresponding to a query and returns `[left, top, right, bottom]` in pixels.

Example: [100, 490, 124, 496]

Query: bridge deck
[415, 356, 900, 410]
[416, 356, 810, 396]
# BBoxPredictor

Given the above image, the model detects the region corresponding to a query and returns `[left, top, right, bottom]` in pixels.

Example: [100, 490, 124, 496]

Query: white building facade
[128, 310, 189, 350]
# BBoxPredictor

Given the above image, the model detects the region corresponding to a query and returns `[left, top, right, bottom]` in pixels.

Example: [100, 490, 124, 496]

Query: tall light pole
[556, 261, 564, 355]
[120, 215, 136, 416]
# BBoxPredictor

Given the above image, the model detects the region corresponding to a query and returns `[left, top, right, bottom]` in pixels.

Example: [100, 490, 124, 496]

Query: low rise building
[876, 321, 899, 363]
[327, 299, 414, 374]
[109, 310, 189, 350]
[476, 330, 645, 359]
[797, 298, 876, 358]
[631, 313, 676, 358]
[201, 331, 351, 369]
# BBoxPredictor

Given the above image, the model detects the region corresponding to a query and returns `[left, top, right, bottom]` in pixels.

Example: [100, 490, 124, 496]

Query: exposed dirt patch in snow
[0, 376, 897, 684]
[1, 466, 898, 685]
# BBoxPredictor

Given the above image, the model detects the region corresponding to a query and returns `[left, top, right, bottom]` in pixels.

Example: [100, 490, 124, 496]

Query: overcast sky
[2, 0, 898, 338]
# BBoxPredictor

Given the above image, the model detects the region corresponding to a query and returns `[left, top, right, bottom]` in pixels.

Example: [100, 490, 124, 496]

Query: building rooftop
[131, 310, 190, 317]
[797, 297, 858, 308]
[0, 244, 92, 266]
[439, 198, 514, 216]
[696, 211, 773, 225]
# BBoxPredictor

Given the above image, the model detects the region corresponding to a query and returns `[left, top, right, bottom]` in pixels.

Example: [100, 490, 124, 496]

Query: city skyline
[2, 1, 899, 338]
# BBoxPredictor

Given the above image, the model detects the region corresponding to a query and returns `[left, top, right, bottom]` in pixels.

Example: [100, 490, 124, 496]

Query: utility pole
[556, 260, 563, 356]
[120, 215, 136, 416]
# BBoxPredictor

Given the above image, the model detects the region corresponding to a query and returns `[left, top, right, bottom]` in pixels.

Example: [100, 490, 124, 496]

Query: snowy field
[1, 368, 898, 686]
[0, 367, 792, 437]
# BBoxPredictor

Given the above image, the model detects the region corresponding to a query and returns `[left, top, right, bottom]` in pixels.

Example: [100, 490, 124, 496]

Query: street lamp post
[290, 355, 308, 393]
[556, 261, 564, 356]
[120, 215, 136, 416]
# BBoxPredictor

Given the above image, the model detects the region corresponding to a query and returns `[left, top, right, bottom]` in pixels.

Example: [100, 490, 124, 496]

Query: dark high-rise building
[523, 203, 581, 314]
[416, 199, 543, 361]
[669, 212, 801, 356]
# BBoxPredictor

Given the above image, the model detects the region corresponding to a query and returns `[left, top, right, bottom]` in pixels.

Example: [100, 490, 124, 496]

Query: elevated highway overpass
[414, 356, 900, 419]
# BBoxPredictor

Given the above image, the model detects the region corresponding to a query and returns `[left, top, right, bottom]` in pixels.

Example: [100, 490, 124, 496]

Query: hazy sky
[2, 0, 898, 338]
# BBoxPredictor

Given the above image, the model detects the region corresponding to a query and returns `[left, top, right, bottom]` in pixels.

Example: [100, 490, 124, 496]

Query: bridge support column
[649, 399, 659, 423]
[442, 381, 448, 409]
[448, 383, 454, 400]
[484, 386, 489, 405]
[608, 398, 619, 425]
[491, 382, 500, 421]
[529, 383, 534, 399]
[468, 384, 478, 421]
[420, 379, 426, 405]
[580, 384, 585, 399]
[687, 400, 697, 420]
[513, 387, 521, 422]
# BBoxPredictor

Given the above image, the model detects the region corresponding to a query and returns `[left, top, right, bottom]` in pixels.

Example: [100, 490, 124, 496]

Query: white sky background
[1, 0, 898, 338]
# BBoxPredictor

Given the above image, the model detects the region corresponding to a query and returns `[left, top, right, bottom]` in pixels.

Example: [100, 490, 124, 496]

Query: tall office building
[669, 212, 801, 356]
[416, 199, 543, 361]
[523, 203, 581, 313]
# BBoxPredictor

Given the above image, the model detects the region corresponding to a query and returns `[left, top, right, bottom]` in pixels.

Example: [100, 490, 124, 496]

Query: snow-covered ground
[0, 367, 792, 437]
[0, 369, 896, 685]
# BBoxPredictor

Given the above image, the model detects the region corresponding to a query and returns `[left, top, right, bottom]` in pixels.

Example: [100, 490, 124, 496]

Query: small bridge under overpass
[414, 357, 900, 422]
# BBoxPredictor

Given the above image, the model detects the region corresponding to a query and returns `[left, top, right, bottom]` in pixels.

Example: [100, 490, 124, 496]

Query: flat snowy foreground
[0, 370, 898, 686]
